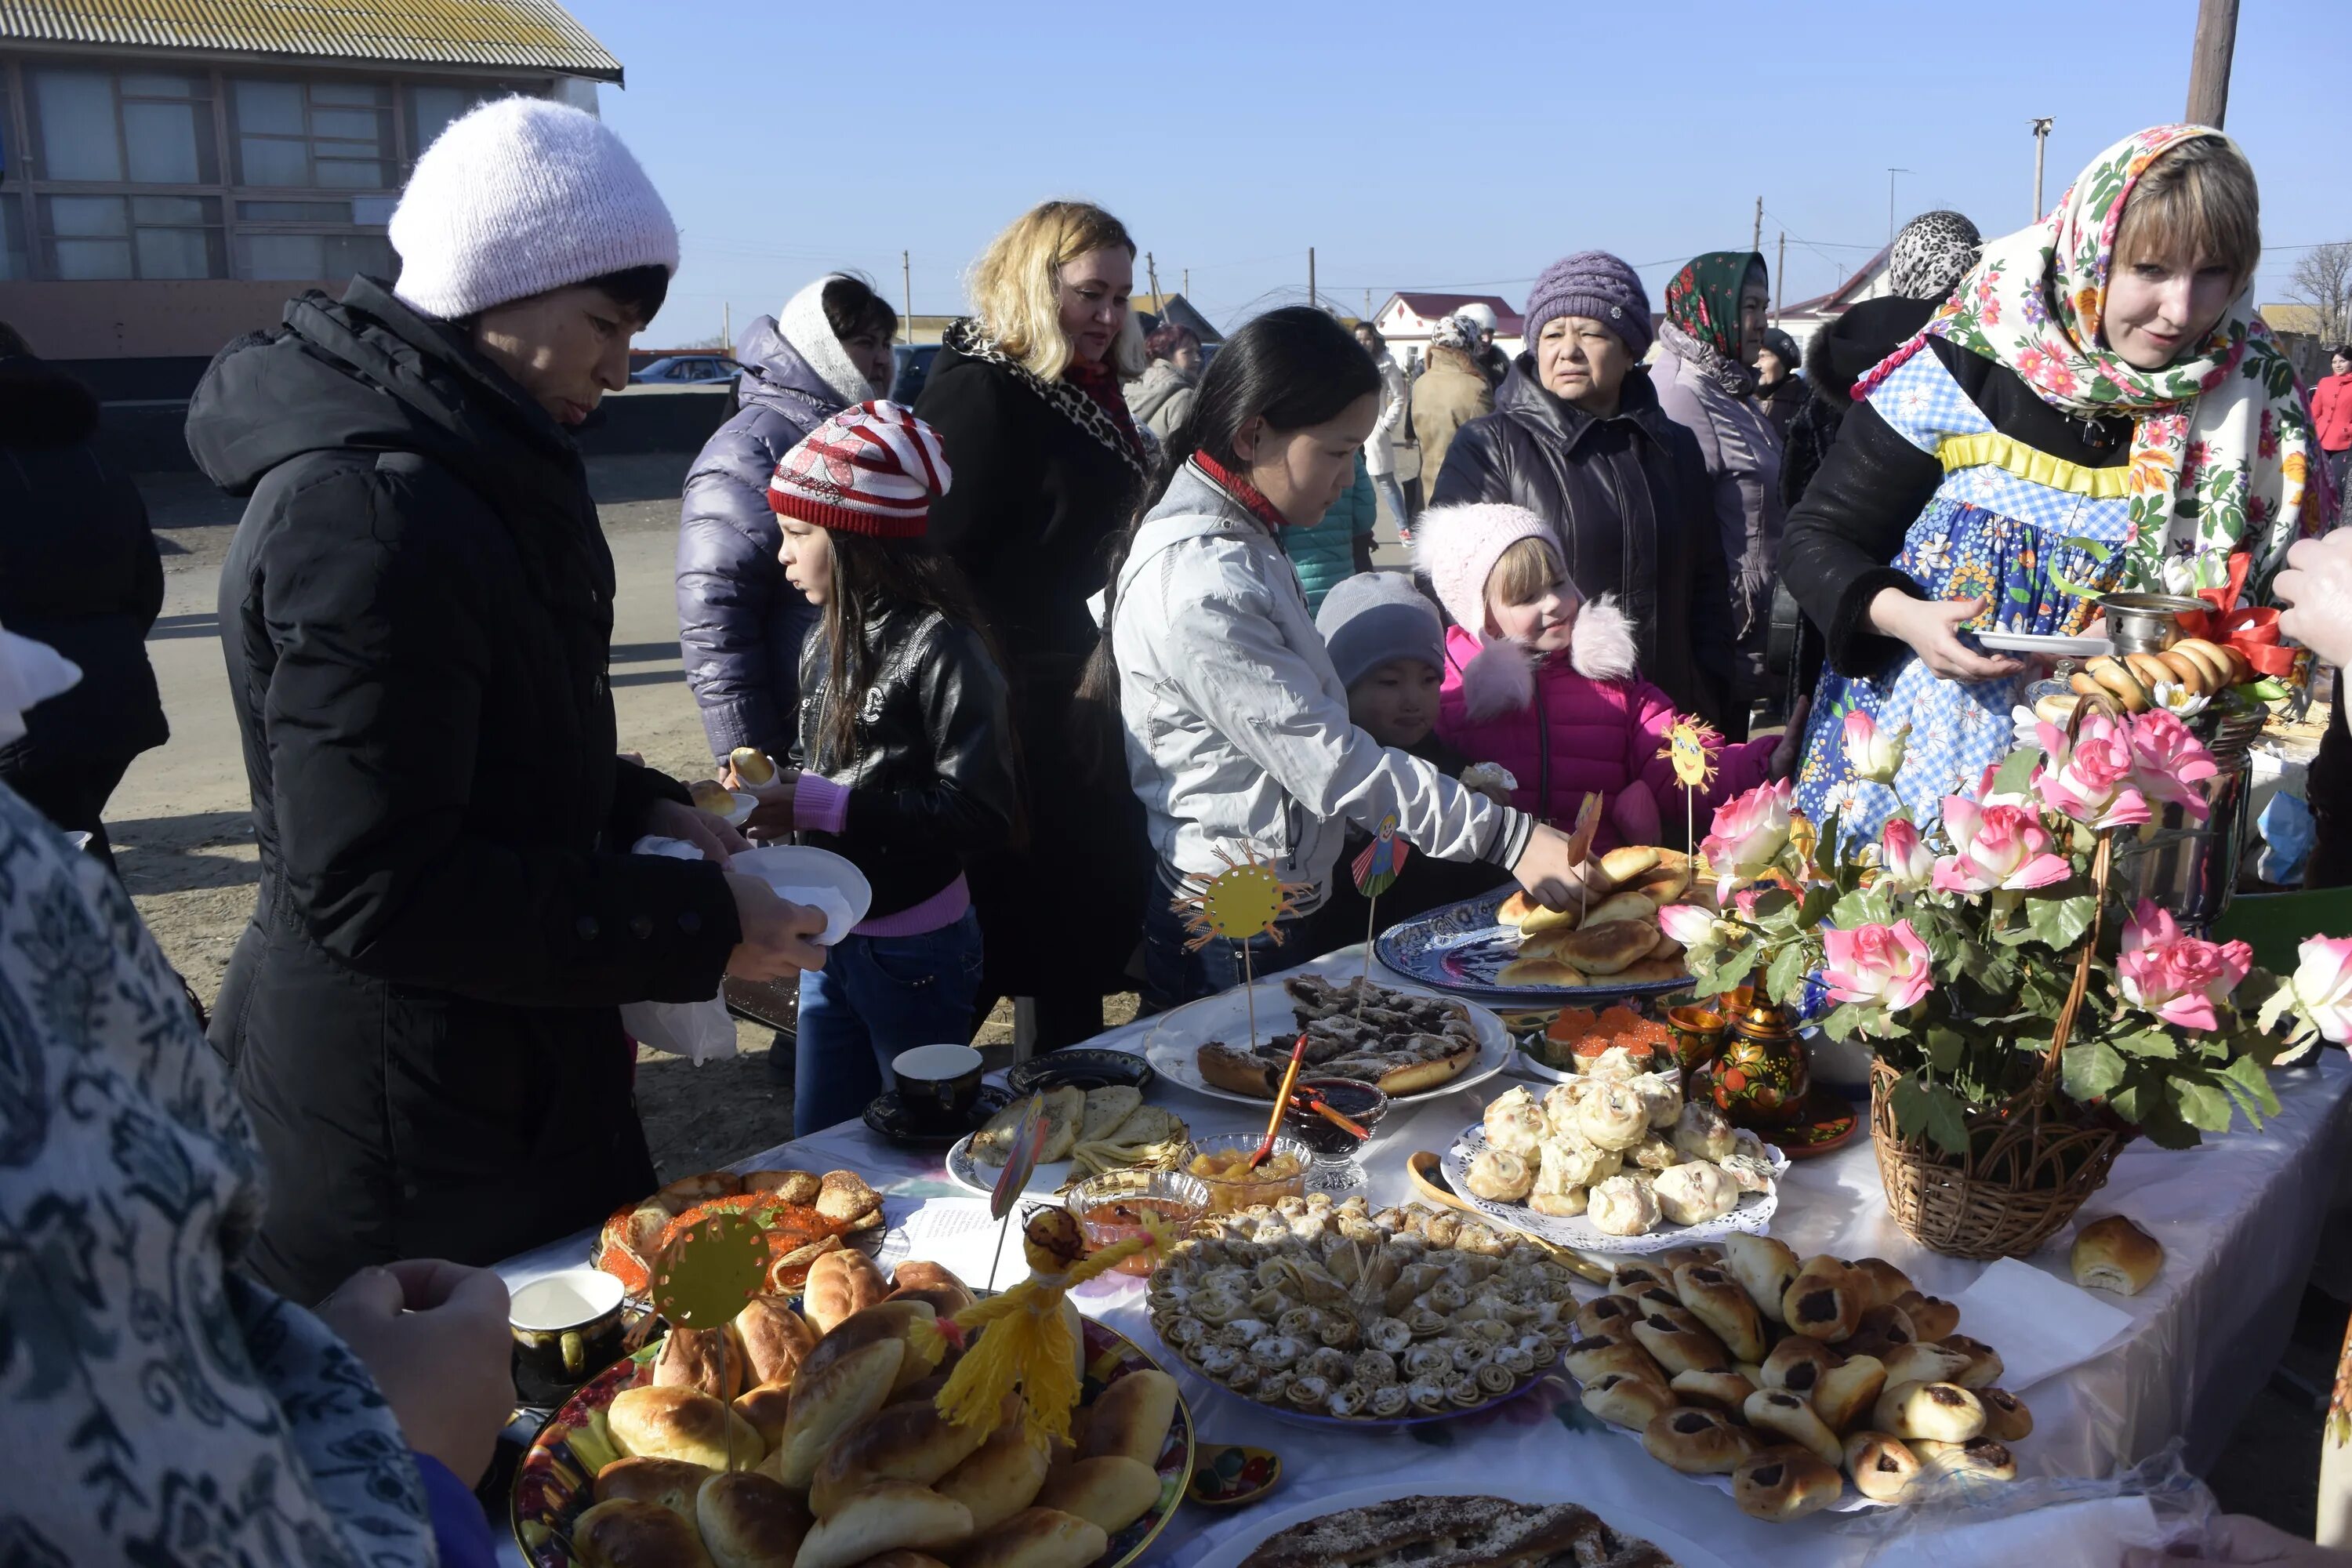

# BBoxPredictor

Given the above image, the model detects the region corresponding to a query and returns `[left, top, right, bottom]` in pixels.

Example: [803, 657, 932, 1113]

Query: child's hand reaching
[1768, 697, 1811, 782]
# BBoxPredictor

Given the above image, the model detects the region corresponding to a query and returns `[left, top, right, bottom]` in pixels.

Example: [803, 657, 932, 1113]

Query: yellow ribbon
[1937, 433, 2132, 499]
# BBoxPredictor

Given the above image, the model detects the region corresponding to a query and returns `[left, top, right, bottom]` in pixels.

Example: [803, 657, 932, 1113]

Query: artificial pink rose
[1842, 710, 1907, 784]
[2127, 710, 2218, 825]
[1875, 817, 1936, 893]
[1821, 920, 1934, 1015]
[1930, 796, 2072, 895]
[1657, 903, 1718, 949]
[2033, 713, 2153, 829]
[1700, 778, 1794, 900]
[2117, 898, 2252, 1031]
[2290, 935, 2352, 1043]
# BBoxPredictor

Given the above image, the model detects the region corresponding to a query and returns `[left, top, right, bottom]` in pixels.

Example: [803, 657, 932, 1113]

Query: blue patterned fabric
[1794, 353, 2132, 843]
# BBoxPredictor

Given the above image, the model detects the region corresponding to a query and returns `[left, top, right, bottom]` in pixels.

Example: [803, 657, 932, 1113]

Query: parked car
[631, 354, 740, 386]
[889, 343, 941, 405]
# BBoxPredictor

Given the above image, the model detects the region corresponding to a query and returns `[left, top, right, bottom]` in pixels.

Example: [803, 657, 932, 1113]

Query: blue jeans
[1369, 472, 1409, 537]
[1141, 861, 1313, 1013]
[793, 908, 983, 1136]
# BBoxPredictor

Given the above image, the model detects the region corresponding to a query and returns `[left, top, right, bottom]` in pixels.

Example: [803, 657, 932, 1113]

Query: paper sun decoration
[651, 1210, 771, 1328]
[1174, 841, 1312, 949]
[1660, 716, 1722, 791]
[1352, 812, 1410, 898]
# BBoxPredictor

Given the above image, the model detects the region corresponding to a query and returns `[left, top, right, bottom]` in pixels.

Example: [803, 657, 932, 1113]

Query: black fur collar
[0, 357, 100, 448]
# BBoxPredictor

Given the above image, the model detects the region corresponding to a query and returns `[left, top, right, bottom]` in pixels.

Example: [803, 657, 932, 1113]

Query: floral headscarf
[1430, 314, 1483, 355]
[1859, 125, 2314, 597]
[1661, 251, 1766, 394]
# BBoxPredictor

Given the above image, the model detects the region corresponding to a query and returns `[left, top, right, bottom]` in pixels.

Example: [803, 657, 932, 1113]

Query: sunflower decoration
[1657, 714, 1722, 855]
[1173, 841, 1312, 951]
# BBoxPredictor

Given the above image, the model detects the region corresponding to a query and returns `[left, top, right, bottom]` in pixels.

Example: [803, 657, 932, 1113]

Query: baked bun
[1668, 1367, 1756, 1414]
[809, 1396, 997, 1517]
[1672, 1264, 1766, 1362]
[1893, 1290, 1961, 1341]
[1033, 1455, 1163, 1535]
[1653, 1162, 1740, 1227]
[1811, 1354, 1887, 1435]
[695, 1470, 811, 1568]
[1871, 1380, 1986, 1443]
[2072, 1214, 2162, 1295]
[1465, 1149, 1536, 1202]
[1610, 1261, 1673, 1294]
[1579, 1371, 1678, 1428]
[1781, 1269, 1861, 1343]
[1842, 1303, 1916, 1362]
[957, 1509, 1109, 1568]
[1977, 1386, 2034, 1443]
[1878, 1341, 1973, 1389]
[1581, 891, 1658, 931]
[1629, 1307, 1731, 1377]
[658, 1171, 741, 1210]
[935, 1421, 1051, 1532]
[1613, 957, 1694, 985]
[574, 1497, 716, 1568]
[1722, 1234, 1801, 1325]
[1744, 1386, 1842, 1465]
[1079, 1370, 1178, 1467]
[796, 1301, 938, 1391]
[1595, 845, 1664, 891]
[1759, 1336, 1838, 1399]
[766, 1338, 906, 1487]
[1564, 1333, 1666, 1387]
[1915, 1436, 2018, 1483]
[1495, 955, 1590, 989]
[805, 1248, 892, 1335]
[1842, 1430, 1923, 1503]
[608, 1384, 763, 1472]
[653, 1324, 749, 1402]
[731, 1381, 795, 1452]
[1846, 1258, 1914, 1313]
[742, 1169, 822, 1204]
[729, 746, 777, 786]
[592, 1456, 714, 1522]
[891, 1261, 972, 1305]
[1555, 920, 1658, 976]
[792, 1483, 974, 1568]
[1733, 1445, 1845, 1522]
[1642, 1406, 1749, 1475]
[1573, 1294, 1643, 1341]
[733, 1297, 818, 1389]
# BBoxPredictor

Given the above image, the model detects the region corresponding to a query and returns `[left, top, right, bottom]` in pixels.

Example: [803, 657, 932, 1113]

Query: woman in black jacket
[1430, 251, 1737, 729]
[914, 201, 1151, 1047]
[0, 328, 167, 867]
[184, 100, 825, 1303]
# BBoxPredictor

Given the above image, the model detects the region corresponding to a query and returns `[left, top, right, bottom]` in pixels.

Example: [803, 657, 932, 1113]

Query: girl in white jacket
[1080, 307, 1591, 1008]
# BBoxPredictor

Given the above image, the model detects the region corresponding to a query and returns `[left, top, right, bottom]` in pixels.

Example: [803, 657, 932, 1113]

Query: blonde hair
[1488, 536, 1566, 609]
[2113, 136, 2261, 289]
[967, 200, 1146, 381]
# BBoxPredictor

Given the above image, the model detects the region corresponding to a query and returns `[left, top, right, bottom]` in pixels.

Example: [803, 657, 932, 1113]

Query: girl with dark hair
[736, 404, 1019, 1133]
[1090, 307, 1592, 1006]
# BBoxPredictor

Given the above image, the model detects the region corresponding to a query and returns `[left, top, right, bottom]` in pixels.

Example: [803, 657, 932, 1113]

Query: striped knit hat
[767, 401, 951, 539]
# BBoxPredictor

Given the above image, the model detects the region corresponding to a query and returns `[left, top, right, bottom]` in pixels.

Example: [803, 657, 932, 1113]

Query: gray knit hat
[1316, 571, 1444, 690]
[1886, 210, 1982, 303]
[1523, 251, 1653, 358]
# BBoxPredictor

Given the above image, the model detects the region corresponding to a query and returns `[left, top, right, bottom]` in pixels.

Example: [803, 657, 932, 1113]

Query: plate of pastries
[1144, 972, 1513, 1105]
[1145, 1193, 1581, 1427]
[595, 1167, 887, 1299]
[1442, 1076, 1784, 1254]
[1563, 1237, 2033, 1522]
[946, 1085, 1191, 1198]
[1374, 848, 1703, 1004]
[1211, 1486, 1730, 1568]
[513, 1255, 1195, 1568]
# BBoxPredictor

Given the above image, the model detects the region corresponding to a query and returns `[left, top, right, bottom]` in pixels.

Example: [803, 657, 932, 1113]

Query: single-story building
[1372, 290, 1524, 371]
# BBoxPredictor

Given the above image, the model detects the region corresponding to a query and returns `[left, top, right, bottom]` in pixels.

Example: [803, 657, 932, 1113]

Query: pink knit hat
[768, 401, 951, 539]
[1411, 503, 1563, 633]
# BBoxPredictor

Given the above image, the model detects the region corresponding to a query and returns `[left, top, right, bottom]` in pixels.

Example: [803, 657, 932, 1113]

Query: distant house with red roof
[1372, 291, 1526, 367]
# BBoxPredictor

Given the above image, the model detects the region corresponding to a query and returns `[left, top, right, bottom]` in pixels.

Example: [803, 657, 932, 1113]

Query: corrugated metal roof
[0, 0, 625, 82]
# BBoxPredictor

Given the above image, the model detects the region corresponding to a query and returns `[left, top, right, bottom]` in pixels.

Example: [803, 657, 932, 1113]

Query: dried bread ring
[2086, 656, 2151, 713]
[2123, 652, 2176, 694]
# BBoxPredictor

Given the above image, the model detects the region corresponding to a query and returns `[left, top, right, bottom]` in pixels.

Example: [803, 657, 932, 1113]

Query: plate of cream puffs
[1440, 1076, 1785, 1254]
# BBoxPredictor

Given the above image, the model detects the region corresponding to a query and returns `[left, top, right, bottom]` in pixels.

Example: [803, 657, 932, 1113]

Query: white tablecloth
[495, 950, 2352, 1566]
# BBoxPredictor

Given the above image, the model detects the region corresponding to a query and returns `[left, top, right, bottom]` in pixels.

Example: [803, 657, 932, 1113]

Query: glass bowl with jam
[1279, 1077, 1391, 1192]
[1066, 1169, 1210, 1276]
[1184, 1133, 1312, 1214]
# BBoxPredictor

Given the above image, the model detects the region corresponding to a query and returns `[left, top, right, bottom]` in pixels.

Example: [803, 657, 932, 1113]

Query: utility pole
[901, 250, 913, 343]
[1308, 247, 1317, 308]
[722, 301, 731, 352]
[1363, 287, 1372, 321]
[1182, 267, 1190, 299]
[1886, 168, 1911, 247]
[1751, 196, 1762, 255]
[2030, 118, 2054, 218]
[1774, 232, 1785, 321]
[2186, 0, 2239, 127]
[1145, 250, 1161, 310]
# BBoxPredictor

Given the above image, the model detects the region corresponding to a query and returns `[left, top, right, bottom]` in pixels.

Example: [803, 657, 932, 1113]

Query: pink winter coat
[1436, 601, 1774, 851]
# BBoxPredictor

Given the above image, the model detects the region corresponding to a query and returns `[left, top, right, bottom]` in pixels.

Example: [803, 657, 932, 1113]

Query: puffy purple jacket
[675, 299, 874, 760]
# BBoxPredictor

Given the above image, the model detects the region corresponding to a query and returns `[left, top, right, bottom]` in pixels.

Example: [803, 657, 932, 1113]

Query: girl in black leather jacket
[735, 404, 1020, 1134]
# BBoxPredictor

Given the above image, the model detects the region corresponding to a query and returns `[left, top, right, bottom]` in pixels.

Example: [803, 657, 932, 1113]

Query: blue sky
[571, 0, 2352, 347]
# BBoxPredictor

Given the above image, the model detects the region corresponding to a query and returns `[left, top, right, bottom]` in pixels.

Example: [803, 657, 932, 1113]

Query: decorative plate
[1007, 1048, 1156, 1096]
[864, 1083, 1014, 1149]
[1375, 889, 1691, 1005]
[1141, 977, 1512, 1108]
[1439, 1125, 1787, 1255]
[513, 1308, 1194, 1568]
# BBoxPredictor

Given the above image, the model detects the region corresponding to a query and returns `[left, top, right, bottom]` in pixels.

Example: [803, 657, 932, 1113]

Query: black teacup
[509, 1269, 627, 1388]
[892, 1043, 985, 1131]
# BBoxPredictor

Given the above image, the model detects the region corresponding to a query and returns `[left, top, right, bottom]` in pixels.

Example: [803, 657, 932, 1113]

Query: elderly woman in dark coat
[1431, 251, 1737, 730]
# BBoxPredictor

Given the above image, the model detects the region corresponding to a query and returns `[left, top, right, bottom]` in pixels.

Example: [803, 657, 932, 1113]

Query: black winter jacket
[1431, 359, 1739, 729]
[1781, 296, 1940, 512]
[187, 278, 742, 1302]
[0, 357, 167, 775]
[793, 604, 1020, 918]
[1780, 333, 2132, 684]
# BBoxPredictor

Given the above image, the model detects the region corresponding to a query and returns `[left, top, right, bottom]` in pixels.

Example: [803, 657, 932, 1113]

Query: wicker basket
[1869, 763, 2135, 1258]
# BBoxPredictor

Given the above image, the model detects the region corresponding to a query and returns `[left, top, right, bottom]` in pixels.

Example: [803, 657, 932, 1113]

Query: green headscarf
[1663, 250, 1766, 362]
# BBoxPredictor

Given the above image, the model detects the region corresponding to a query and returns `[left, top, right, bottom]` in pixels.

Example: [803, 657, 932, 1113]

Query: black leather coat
[792, 604, 1020, 918]
[1431, 359, 1739, 728]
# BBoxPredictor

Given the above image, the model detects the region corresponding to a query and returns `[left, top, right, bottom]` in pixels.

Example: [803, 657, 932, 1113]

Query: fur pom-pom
[1570, 597, 1639, 684]
[1459, 635, 1536, 721]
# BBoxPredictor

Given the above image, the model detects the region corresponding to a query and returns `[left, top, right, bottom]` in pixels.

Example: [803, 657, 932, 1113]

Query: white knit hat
[1410, 502, 1563, 633]
[390, 96, 678, 320]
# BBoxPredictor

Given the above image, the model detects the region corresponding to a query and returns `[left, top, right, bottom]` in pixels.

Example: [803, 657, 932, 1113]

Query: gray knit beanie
[1316, 571, 1444, 691]
[390, 97, 678, 320]
[1523, 251, 1653, 358]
